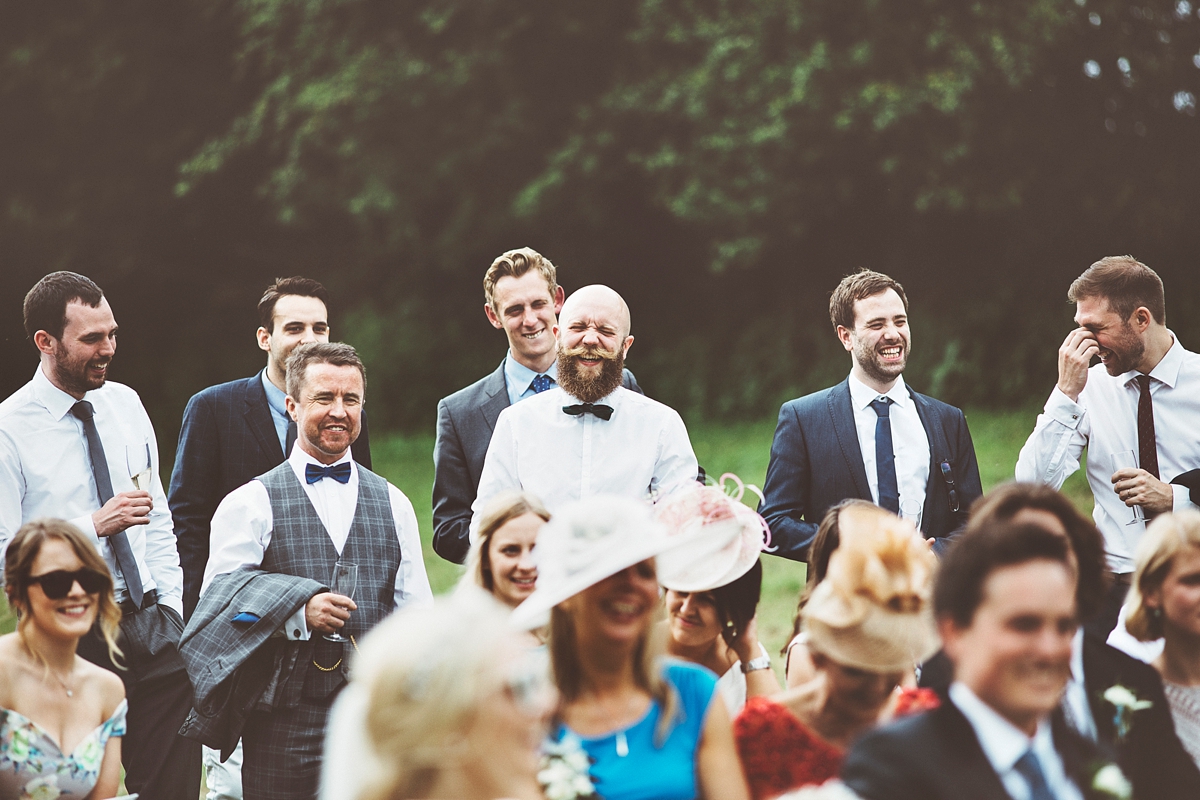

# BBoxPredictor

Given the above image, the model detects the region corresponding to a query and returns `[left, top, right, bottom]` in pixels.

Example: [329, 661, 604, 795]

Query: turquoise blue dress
[554, 660, 717, 800]
[0, 700, 126, 800]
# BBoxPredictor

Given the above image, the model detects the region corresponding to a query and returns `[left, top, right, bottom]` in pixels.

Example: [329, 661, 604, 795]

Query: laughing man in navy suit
[432, 247, 640, 564]
[759, 269, 982, 560]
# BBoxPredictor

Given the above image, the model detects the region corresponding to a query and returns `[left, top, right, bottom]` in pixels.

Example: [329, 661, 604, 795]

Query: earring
[1151, 607, 1163, 620]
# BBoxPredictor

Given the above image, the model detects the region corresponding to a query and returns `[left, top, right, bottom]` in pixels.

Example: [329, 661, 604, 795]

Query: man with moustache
[197, 342, 431, 800]
[469, 284, 696, 531]
[758, 269, 983, 560]
[1017, 256, 1200, 637]
[843, 520, 1126, 800]
[433, 247, 640, 563]
[0, 271, 200, 799]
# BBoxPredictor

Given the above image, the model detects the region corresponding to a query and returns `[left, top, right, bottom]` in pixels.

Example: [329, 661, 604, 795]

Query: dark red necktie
[1136, 374, 1160, 480]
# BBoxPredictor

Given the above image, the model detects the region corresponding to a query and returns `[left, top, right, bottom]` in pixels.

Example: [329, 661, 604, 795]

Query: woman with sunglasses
[1, 519, 126, 800]
[319, 586, 555, 800]
[511, 495, 751, 800]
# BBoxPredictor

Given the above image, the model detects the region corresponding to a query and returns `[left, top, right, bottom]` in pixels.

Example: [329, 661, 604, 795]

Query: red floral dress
[733, 688, 940, 800]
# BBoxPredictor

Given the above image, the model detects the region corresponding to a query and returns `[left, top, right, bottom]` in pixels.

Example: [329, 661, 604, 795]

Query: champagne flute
[126, 443, 153, 490]
[324, 561, 358, 643]
[899, 498, 923, 532]
[1110, 450, 1145, 526]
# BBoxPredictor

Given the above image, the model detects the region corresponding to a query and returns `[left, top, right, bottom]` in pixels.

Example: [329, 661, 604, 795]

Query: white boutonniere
[1101, 684, 1153, 742]
[1089, 762, 1132, 800]
[538, 731, 602, 800]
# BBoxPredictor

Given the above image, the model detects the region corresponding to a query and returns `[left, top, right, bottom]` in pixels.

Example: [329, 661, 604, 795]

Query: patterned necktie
[1136, 374, 1159, 480]
[562, 403, 614, 420]
[305, 462, 352, 484]
[1013, 749, 1058, 800]
[869, 398, 901, 513]
[530, 374, 555, 394]
[70, 401, 144, 609]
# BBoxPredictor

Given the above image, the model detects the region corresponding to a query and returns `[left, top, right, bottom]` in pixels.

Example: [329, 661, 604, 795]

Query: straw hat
[509, 495, 693, 630]
[654, 477, 771, 592]
[802, 505, 939, 673]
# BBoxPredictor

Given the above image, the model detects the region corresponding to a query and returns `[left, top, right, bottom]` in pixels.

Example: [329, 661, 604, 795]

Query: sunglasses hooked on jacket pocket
[939, 461, 961, 513]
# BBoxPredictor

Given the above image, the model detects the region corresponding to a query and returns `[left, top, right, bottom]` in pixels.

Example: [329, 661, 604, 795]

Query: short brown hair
[1068, 255, 1165, 325]
[966, 482, 1107, 623]
[285, 341, 366, 399]
[23, 271, 105, 344]
[258, 276, 330, 332]
[483, 248, 558, 312]
[829, 269, 909, 331]
[4, 518, 123, 666]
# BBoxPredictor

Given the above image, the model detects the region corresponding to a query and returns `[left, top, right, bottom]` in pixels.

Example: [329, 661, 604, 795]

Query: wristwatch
[741, 643, 773, 673]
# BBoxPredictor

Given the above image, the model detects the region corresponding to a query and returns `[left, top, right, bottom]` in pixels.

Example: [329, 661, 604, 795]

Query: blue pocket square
[231, 612, 261, 624]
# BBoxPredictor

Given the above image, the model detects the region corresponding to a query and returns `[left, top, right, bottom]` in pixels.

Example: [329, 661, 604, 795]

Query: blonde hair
[3, 518, 123, 667]
[464, 491, 550, 595]
[1126, 510, 1200, 641]
[351, 587, 517, 800]
[483, 247, 558, 312]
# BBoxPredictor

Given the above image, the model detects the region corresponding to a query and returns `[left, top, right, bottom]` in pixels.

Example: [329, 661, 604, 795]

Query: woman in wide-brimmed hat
[732, 505, 941, 800]
[511, 494, 751, 800]
[654, 477, 780, 714]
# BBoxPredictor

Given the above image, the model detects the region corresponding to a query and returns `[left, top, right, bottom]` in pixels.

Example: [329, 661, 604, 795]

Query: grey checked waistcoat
[258, 461, 401, 699]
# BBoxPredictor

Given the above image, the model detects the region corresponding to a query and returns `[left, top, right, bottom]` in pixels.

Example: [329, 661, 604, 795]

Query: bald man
[469, 285, 698, 532]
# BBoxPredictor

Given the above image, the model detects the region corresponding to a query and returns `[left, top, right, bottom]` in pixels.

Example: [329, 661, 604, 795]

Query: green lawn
[1, 408, 1095, 669]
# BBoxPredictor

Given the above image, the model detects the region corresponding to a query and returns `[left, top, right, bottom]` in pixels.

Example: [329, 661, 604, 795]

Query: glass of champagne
[1110, 450, 1145, 526]
[899, 498, 923, 532]
[126, 443, 152, 490]
[324, 561, 358, 643]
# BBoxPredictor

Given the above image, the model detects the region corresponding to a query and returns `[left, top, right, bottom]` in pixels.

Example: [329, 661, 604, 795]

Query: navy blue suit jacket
[758, 378, 981, 561]
[168, 372, 371, 618]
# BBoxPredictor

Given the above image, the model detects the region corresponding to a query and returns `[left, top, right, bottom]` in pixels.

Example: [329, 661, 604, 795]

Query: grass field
[1, 407, 1094, 671]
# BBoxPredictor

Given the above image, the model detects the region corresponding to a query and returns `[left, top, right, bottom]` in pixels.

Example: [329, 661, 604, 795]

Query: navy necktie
[306, 462, 352, 484]
[531, 374, 555, 394]
[563, 403, 613, 420]
[70, 401, 144, 609]
[1013, 749, 1058, 800]
[869, 397, 901, 514]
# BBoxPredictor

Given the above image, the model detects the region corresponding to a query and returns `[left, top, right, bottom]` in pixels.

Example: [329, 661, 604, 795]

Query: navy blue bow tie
[562, 403, 614, 420]
[305, 462, 352, 484]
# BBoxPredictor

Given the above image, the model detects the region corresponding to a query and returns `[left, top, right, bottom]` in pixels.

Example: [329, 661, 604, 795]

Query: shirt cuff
[284, 605, 310, 641]
[70, 512, 100, 544]
[1173, 483, 1199, 513]
[1045, 387, 1085, 428]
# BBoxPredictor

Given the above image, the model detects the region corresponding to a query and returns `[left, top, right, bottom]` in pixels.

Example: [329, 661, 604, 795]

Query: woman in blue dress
[1, 519, 127, 800]
[511, 495, 751, 800]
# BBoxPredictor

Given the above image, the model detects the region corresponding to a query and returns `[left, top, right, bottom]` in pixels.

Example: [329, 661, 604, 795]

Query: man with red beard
[469, 285, 697, 532]
[1017, 255, 1200, 637]
[759, 269, 982, 561]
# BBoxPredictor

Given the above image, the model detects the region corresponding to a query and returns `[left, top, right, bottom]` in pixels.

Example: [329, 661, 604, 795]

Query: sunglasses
[28, 568, 108, 599]
[939, 461, 961, 513]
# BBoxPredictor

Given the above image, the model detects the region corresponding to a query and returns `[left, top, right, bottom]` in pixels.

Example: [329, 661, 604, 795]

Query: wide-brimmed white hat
[509, 495, 693, 630]
[655, 476, 771, 592]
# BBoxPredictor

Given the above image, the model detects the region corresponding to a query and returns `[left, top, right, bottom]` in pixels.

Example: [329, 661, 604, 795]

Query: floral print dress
[0, 700, 127, 800]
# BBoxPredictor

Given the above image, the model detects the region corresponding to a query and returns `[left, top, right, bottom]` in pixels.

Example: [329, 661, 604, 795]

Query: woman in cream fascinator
[732, 505, 941, 800]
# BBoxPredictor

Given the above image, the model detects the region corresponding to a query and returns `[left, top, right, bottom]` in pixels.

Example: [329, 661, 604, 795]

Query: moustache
[559, 345, 620, 362]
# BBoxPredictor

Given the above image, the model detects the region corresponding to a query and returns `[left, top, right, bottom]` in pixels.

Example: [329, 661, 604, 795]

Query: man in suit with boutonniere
[843, 519, 1130, 800]
[758, 269, 982, 561]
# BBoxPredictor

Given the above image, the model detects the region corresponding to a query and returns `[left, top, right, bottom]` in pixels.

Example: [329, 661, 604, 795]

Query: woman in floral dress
[0, 520, 126, 800]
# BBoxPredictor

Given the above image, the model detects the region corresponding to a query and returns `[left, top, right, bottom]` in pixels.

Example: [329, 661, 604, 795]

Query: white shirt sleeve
[469, 409, 521, 540]
[389, 484, 433, 611]
[1015, 386, 1089, 489]
[140, 409, 184, 616]
[650, 409, 699, 500]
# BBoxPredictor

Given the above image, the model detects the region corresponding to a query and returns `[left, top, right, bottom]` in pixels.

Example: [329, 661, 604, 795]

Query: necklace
[47, 667, 75, 698]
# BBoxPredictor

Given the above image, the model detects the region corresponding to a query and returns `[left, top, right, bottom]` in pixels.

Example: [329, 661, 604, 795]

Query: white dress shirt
[1016, 335, 1200, 572]
[1063, 629, 1099, 740]
[469, 386, 698, 537]
[504, 351, 559, 406]
[202, 445, 433, 639]
[949, 682, 1084, 800]
[847, 373, 931, 515]
[0, 366, 183, 615]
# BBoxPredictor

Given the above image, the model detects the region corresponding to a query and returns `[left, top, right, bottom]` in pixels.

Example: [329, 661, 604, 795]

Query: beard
[52, 341, 107, 395]
[557, 345, 625, 403]
[852, 336, 909, 386]
[1099, 323, 1146, 376]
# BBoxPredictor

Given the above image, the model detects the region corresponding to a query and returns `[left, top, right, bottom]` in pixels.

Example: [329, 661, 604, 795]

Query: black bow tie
[306, 462, 352, 484]
[562, 403, 614, 421]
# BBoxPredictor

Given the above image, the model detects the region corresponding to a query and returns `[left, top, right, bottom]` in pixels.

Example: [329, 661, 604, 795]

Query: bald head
[559, 284, 631, 341]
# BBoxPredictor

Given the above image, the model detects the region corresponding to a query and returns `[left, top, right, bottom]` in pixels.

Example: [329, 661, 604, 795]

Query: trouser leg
[123, 668, 204, 799]
[241, 698, 330, 800]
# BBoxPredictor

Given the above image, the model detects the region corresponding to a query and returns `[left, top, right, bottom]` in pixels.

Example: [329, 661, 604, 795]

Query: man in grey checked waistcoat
[198, 341, 432, 800]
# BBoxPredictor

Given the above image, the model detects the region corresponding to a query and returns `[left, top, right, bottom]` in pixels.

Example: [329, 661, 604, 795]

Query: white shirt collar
[32, 364, 87, 421]
[949, 681, 1050, 774]
[504, 351, 558, 395]
[1070, 628, 1085, 683]
[288, 440, 355, 472]
[1119, 331, 1183, 390]
[848, 372, 912, 412]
